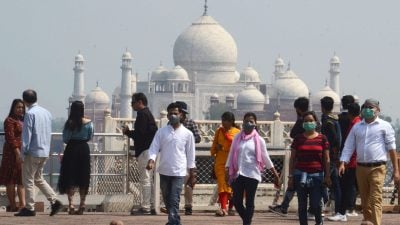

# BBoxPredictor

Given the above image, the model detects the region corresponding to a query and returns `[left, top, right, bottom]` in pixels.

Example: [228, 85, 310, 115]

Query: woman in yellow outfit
[210, 112, 240, 216]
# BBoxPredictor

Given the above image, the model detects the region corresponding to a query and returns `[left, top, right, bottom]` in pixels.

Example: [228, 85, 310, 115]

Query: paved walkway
[0, 211, 399, 225]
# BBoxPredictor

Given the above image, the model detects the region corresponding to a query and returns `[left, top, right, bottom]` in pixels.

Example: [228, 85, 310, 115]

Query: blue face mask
[362, 108, 375, 119]
[168, 114, 180, 125]
[243, 122, 256, 133]
[302, 122, 316, 131]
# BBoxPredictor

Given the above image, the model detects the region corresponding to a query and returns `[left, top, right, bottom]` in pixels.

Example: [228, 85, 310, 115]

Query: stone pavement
[0, 211, 399, 225]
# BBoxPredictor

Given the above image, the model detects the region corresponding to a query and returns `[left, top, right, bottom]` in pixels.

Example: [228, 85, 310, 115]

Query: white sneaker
[327, 213, 347, 222]
[307, 212, 315, 220]
[346, 210, 358, 217]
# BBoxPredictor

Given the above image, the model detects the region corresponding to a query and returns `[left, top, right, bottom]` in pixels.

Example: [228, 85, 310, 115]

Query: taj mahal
[68, 4, 346, 132]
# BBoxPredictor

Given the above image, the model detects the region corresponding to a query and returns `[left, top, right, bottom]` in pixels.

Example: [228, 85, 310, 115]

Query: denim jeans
[330, 165, 342, 214]
[232, 175, 259, 225]
[160, 174, 184, 225]
[294, 171, 324, 225]
[339, 167, 357, 215]
[280, 188, 295, 211]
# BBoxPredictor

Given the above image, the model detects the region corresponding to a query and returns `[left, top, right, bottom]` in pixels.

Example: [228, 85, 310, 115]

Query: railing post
[272, 112, 284, 148]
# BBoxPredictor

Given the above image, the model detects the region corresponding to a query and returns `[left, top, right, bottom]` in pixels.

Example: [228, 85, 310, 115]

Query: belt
[357, 161, 386, 167]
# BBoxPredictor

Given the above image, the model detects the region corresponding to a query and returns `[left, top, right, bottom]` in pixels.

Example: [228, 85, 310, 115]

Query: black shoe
[269, 205, 288, 217]
[150, 209, 157, 215]
[185, 206, 192, 215]
[50, 200, 63, 216]
[14, 208, 36, 217]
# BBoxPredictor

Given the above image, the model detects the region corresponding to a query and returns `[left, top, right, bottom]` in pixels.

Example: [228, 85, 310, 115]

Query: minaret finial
[325, 79, 328, 86]
[159, 60, 163, 66]
[96, 81, 99, 87]
[203, 0, 208, 16]
[287, 61, 291, 71]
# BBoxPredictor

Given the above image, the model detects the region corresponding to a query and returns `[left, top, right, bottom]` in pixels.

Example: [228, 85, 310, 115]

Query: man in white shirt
[146, 102, 196, 225]
[339, 98, 400, 225]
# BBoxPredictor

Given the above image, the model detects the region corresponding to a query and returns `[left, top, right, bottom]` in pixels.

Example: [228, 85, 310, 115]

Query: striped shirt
[291, 133, 329, 173]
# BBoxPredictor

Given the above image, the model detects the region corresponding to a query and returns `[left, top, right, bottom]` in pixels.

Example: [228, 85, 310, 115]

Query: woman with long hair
[58, 101, 93, 215]
[210, 111, 241, 216]
[288, 111, 331, 225]
[0, 99, 26, 212]
[226, 112, 280, 225]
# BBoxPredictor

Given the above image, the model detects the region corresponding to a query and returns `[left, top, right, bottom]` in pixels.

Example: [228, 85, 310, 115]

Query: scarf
[228, 129, 265, 181]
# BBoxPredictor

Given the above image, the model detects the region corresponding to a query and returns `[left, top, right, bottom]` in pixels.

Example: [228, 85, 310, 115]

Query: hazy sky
[1, 0, 400, 121]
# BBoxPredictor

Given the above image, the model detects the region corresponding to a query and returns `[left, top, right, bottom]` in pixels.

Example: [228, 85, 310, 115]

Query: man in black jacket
[123, 93, 158, 215]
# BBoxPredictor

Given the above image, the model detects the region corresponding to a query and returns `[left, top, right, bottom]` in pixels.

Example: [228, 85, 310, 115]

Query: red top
[291, 133, 329, 173]
[345, 116, 361, 168]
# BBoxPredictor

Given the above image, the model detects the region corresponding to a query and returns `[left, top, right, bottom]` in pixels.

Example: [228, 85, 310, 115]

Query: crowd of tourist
[0, 90, 399, 225]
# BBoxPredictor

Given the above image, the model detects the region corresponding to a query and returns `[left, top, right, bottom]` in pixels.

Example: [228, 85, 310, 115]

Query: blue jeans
[160, 174, 184, 225]
[232, 175, 259, 225]
[330, 165, 342, 214]
[294, 170, 324, 225]
[339, 167, 357, 214]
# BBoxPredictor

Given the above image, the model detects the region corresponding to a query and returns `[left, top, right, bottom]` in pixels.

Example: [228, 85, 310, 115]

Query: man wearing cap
[175, 101, 201, 215]
[339, 99, 400, 225]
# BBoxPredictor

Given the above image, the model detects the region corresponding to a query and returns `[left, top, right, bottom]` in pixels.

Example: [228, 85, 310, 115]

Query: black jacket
[126, 107, 157, 157]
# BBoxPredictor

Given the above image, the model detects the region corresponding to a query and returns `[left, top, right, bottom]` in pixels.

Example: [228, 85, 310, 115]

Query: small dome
[166, 65, 190, 81]
[237, 85, 265, 111]
[75, 54, 84, 62]
[272, 69, 309, 99]
[226, 93, 235, 100]
[239, 66, 261, 83]
[85, 86, 110, 104]
[312, 84, 340, 106]
[330, 55, 340, 64]
[237, 85, 265, 104]
[210, 93, 219, 100]
[275, 57, 284, 66]
[151, 64, 168, 81]
[122, 51, 132, 60]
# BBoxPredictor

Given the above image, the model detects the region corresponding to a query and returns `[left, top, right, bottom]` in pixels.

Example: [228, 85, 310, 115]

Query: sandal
[215, 208, 227, 217]
[68, 206, 75, 215]
[75, 206, 85, 215]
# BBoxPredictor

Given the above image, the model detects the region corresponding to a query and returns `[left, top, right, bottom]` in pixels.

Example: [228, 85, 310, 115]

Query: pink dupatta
[228, 129, 266, 181]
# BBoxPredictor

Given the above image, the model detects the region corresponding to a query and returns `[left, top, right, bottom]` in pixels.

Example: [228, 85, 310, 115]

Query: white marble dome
[312, 85, 340, 104]
[75, 53, 84, 62]
[151, 64, 168, 81]
[275, 57, 284, 66]
[271, 69, 309, 99]
[166, 65, 190, 81]
[173, 15, 238, 83]
[312, 84, 341, 112]
[85, 86, 110, 104]
[237, 85, 265, 111]
[122, 51, 132, 60]
[330, 55, 340, 64]
[239, 66, 261, 83]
